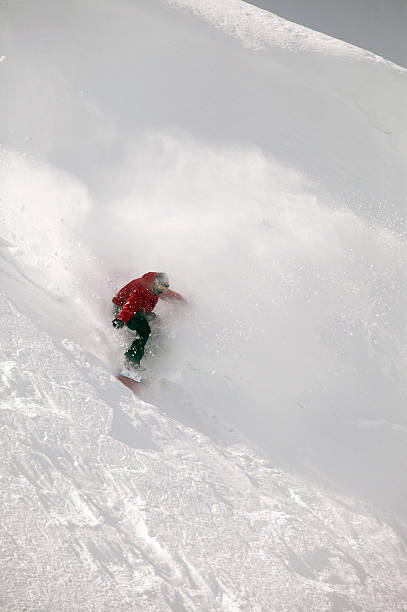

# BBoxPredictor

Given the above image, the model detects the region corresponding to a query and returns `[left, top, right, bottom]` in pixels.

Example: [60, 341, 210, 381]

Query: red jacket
[113, 272, 185, 324]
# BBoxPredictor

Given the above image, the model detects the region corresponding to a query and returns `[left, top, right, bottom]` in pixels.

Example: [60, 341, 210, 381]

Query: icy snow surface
[1, 0, 407, 609]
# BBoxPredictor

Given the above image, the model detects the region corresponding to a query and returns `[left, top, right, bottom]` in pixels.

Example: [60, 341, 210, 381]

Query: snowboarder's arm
[117, 290, 142, 323]
[159, 289, 187, 304]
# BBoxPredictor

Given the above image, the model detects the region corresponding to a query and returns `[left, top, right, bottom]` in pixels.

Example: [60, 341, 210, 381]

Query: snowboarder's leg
[124, 313, 151, 367]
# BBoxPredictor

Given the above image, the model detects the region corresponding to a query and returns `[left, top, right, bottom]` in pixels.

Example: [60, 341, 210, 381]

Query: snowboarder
[112, 271, 185, 373]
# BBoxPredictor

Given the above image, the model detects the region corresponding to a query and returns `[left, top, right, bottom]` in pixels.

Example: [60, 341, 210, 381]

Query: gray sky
[246, 0, 407, 68]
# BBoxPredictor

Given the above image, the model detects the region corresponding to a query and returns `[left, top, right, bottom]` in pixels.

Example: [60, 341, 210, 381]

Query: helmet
[153, 272, 169, 294]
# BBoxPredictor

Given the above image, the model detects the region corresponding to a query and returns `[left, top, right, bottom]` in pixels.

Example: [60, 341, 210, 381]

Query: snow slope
[1, 253, 407, 610]
[1, 0, 407, 609]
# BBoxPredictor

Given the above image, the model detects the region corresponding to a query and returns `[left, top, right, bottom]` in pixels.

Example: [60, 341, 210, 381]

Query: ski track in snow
[1, 290, 407, 610]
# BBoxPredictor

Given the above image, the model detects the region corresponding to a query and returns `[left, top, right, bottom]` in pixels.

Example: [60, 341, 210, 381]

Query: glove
[112, 318, 124, 329]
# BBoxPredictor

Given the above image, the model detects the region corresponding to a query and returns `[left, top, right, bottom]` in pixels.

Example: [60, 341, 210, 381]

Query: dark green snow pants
[124, 312, 151, 365]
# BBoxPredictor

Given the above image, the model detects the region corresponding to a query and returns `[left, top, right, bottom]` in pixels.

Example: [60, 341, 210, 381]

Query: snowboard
[116, 367, 145, 393]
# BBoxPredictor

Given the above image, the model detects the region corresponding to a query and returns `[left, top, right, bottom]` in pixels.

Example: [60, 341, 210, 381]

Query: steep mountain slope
[1, 249, 407, 610]
[1, 0, 407, 609]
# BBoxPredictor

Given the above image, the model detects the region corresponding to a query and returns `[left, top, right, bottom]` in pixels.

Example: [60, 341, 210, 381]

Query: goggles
[156, 283, 169, 291]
